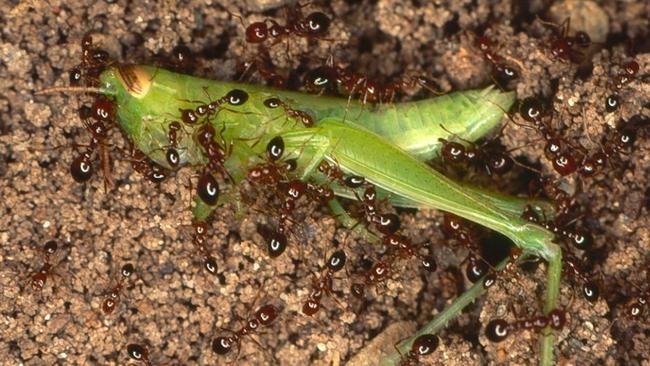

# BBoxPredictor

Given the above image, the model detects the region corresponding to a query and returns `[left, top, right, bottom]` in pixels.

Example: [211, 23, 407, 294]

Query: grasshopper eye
[264, 98, 281, 108]
[226, 89, 248, 106]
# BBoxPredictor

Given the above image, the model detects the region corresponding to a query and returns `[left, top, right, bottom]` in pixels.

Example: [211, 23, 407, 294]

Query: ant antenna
[34, 86, 113, 96]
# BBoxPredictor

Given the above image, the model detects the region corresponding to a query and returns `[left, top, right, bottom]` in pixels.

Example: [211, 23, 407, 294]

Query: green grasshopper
[39, 63, 562, 365]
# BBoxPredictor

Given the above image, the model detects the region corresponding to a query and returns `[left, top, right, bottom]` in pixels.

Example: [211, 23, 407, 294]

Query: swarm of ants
[5, 1, 650, 365]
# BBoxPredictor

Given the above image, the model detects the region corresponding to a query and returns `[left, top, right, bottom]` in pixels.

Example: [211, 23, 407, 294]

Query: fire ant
[26, 240, 64, 292]
[517, 97, 584, 176]
[192, 221, 219, 275]
[610, 59, 644, 92]
[304, 61, 440, 105]
[195, 122, 235, 186]
[69, 34, 112, 87]
[620, 289, 648, 321]
[539, 18, 593, 64]
[383, 234, 437, 272]
[437, 127, 515, 176]
[396, 334, 440, 366]
[70, 98, 118, 189]
[211, 303, 282, 362]
[126, 343, 169, 366]
[485, 308, 567, 343]
[101, 263, 135, 315]
[237, 47, 291, 88]
[302, 250, 347, 316]
[521, 205, 593, 250]
[263, 97, 314, 127]
[227, 4, 331, 47]
[127, 148, 170, 184]
[474, 34, 520, 85]
[350, 259, 391, 298]
[179, 89, 249, 126]
[579, 115, 649, 178]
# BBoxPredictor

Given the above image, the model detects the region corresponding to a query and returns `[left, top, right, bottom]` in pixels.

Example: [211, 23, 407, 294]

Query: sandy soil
[1, 0, 649, 365]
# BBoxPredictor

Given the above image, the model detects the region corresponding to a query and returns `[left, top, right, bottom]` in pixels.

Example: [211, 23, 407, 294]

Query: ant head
[255, 304, 281, 326]
[126, 343, 150, 362]
[582, 281, 600, 303]
[203, 256, 218, 275]
[120, 263, 135, 278]
[327, 250, 346, 272]
[225, 89, 249, 106]
[412, 334, 439, 356]
[304, 66, 337, 93]
[212, 336, 234, 355]
[485, 318, 510, 342]
[441, 140, 466, 163]
[304, 12, 330, 35]
[519, 97, 546, 122]
[197, 172, 220, 206]
[43, 240, 58, 255]
[70, 154, 94, 183]
[267, 136, 285, 161]
[245, 22, 269, 43]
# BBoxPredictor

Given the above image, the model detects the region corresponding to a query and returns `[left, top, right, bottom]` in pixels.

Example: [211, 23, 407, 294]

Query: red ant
[620, 289, 648, 321]
[70, 98, 118, 189]
[302, 250, 347, 316]
[195, 122, 235, 185]
[101, 263, 135, 315]
[485, 308, 567, 343]
[351, 237, 436, 298]
[345, 182, 400, 236]
[26, 240, 64, 292]
[263, 97, 314, 127]
[126, 343, 170, 366]
[516, 97, 585, 176]
[237, 47, 290, 88]
[579, 116, 648, 178]
[383, 234, 437, 272]
[396, 334, 440, 366]
[227, 4, 330, 47]
[610, 59, 643, 92]
[128, 147, 170, 184]
[179, 89, 249, 126]
[539, 18, 593, 64]
[304, 61, 440, 105]
[350, 259, 391, 298]
[192, 221, 219, 275]
[437, 129, 515, 176]
[211, 303, 282, 362]
[521, 205, 593, 250]
[474, 34, 520, 85]
[69, 34, 112, 87]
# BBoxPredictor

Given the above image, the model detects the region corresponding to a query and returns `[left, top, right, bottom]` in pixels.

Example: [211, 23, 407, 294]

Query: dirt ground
[1, 0, 649, 365]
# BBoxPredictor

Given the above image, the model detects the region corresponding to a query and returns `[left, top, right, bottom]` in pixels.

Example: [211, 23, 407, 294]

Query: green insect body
[100, 65, 550, 218]
[67, 64, 561, 365]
